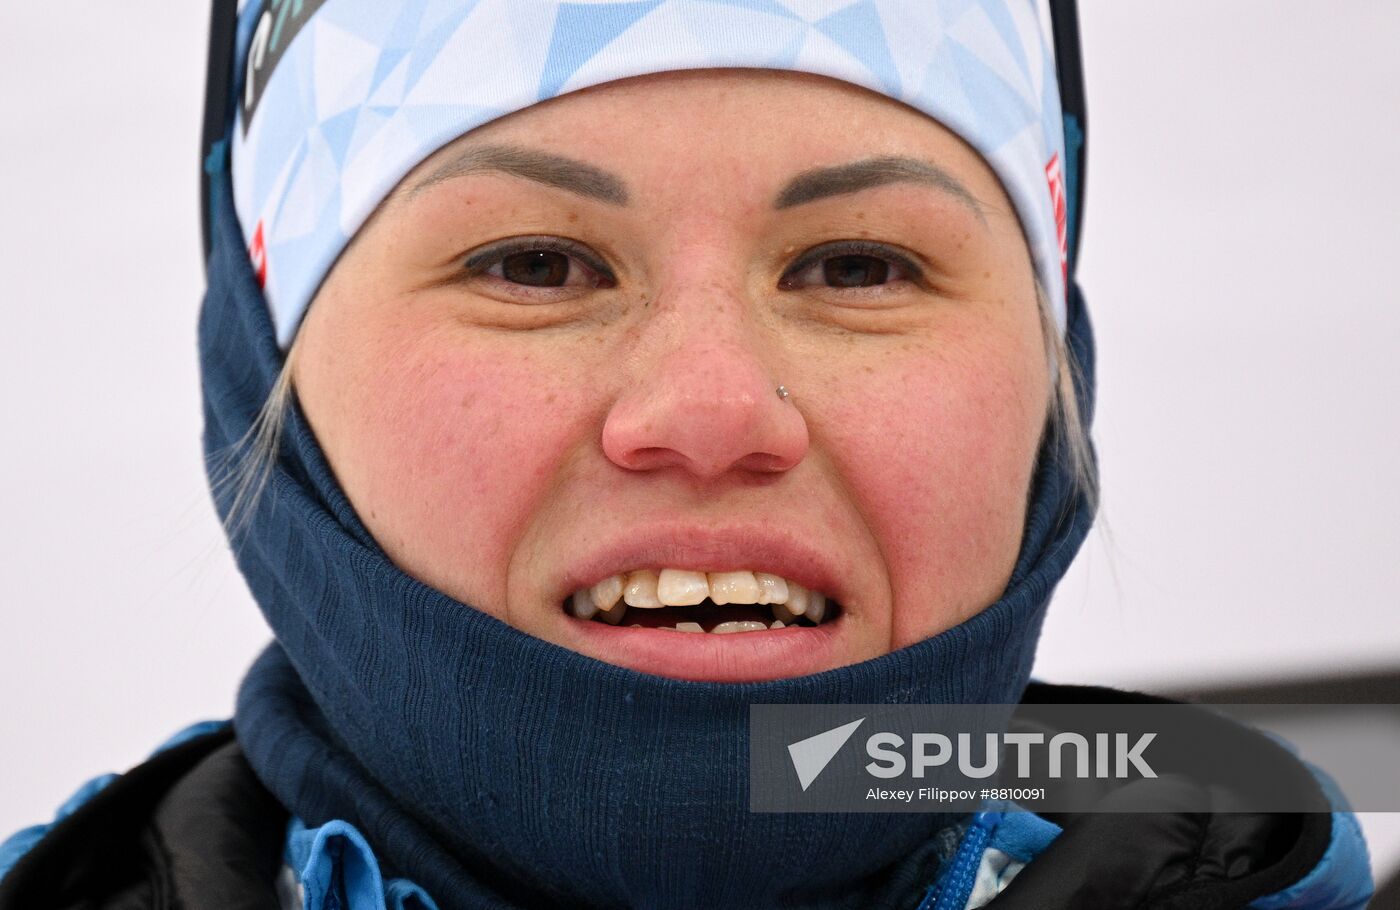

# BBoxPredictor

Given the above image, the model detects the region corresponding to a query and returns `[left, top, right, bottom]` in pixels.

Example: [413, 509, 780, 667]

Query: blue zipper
[917, 810, 1002, 910]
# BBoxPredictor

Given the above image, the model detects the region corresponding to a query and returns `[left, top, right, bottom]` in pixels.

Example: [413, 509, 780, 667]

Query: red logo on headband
[249, 219, 268, 288]
[1045, 153, 1068, 284]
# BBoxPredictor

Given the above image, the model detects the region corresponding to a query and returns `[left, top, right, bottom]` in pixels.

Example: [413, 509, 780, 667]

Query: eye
[778, 241, 922, 291]
[464, 237, 616, 291]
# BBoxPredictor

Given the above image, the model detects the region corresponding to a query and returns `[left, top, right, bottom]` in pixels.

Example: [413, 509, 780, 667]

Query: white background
[2, 0, 1397, 888]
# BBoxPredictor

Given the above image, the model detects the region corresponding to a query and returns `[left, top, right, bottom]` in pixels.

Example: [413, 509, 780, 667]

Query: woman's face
[293, 70, 1049, 682]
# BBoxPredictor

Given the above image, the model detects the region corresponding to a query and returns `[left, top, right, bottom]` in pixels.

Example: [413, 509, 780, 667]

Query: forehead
[398, 69, 1006, 203]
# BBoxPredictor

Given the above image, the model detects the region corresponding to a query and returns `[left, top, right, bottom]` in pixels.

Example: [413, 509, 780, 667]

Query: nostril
[617, 446, 683, 472]
[735, 452, 795, 473]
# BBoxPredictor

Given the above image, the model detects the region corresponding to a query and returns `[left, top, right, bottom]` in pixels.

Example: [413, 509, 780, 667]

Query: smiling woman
[0, 2, 1374, 909]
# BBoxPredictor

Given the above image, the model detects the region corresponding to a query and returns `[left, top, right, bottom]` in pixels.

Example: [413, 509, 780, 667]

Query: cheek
[821, 333, 1046, 646]
[332, 335, 581, 617]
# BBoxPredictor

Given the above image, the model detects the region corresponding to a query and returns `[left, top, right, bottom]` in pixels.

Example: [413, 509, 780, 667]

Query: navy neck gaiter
[201, 137, 1098, 908]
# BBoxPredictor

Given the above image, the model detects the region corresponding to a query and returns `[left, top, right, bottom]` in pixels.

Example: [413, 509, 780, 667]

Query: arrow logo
[787, 717, 866, 791]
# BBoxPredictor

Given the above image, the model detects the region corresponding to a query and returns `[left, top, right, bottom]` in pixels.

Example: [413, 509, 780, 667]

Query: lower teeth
[571, 598, 836, 632]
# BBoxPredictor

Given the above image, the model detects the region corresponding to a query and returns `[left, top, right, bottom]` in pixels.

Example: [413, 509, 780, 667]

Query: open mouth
[561, 568, 843, 634]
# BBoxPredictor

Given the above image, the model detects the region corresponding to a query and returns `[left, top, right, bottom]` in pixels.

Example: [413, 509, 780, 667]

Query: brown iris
[823, 254, 889, 288]
[501, 250, 571, 286]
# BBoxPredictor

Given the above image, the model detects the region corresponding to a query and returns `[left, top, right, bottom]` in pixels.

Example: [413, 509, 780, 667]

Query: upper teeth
[568, 568, 831, 630]
[623, 569, 664, 608]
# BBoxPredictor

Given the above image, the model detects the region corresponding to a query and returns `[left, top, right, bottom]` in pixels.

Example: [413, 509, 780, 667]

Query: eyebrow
[773, 156, 987, 221]
[398, 146, 984, 222]
[400, 144, 630, 206]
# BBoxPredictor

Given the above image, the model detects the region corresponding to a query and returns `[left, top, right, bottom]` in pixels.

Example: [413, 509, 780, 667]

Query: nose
[601, 292, 809, 480]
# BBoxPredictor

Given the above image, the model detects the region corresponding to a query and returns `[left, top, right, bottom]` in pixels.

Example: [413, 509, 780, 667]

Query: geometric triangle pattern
[231, 0, 1066, 348]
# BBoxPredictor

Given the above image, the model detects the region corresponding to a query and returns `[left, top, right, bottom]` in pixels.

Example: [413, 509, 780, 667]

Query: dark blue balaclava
[202, 3, 1096, 907]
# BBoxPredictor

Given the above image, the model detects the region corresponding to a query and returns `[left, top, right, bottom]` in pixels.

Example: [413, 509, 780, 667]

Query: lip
[548, 521, 860, 682]
[564, 616, 846, 682]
